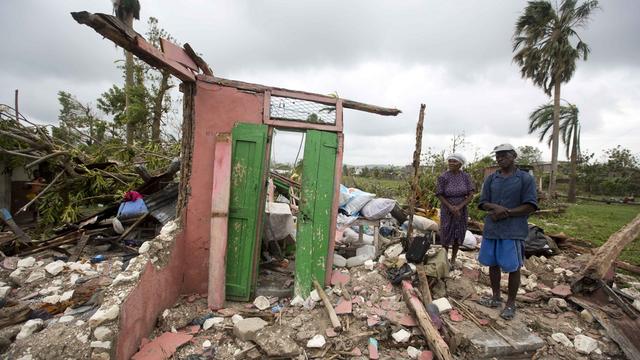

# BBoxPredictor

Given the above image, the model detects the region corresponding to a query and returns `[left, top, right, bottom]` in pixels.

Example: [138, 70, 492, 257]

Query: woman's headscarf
[446, 153, 467, 166]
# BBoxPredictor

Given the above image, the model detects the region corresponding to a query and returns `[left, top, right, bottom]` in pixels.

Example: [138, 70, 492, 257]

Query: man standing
[477, 144, 537, 320]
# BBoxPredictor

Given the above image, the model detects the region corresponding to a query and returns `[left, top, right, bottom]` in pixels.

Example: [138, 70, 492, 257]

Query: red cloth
[123, 191, 143, 202]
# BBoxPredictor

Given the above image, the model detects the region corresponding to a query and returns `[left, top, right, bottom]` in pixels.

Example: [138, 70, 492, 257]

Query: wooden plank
[69, 232, 90, 262]
[183, 43, 213, 76]
[574, 213, 640, 287]
[616, 261, 640, 275]
[197, 75, 401, 116]
[406, 104, 426, 240]
[208, 133, 232, 310]
[160, 38, 198, 71]
[313, 280, 342, 331]
[402, 280, 454, 360]
[416, 264, 433, 304]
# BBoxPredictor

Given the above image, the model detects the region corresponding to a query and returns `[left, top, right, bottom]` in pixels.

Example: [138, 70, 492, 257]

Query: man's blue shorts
[478, 238, 525, 273]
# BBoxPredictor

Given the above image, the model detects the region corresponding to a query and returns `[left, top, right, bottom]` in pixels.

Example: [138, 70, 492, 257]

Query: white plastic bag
[461, 230, 478, 249]
[411, 215, 439, 231]
[342, 190, 375, 216]
[361, 198, 396, 220]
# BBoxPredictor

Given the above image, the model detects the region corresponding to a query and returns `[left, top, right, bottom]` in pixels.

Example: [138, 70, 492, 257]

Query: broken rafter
[573, 213, 640, 293]
[71, 11, 195, 82]
[313, 280, 342, 331]
[198, 75, 402, 117]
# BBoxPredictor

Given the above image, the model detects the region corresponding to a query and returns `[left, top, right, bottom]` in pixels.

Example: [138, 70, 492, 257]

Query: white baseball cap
[492, 143, 516, 154]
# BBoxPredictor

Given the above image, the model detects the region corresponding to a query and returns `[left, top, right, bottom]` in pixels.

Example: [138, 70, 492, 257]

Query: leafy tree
[56, 91, 107, 146]
[513, 0, 599, 196]
[529, 101, 581, 201]
[516, 145, 543, 165]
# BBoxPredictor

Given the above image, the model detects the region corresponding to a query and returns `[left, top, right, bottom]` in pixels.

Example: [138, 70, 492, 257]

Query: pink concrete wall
[117, 232, 185, 360]
[182, 82, 264, 293]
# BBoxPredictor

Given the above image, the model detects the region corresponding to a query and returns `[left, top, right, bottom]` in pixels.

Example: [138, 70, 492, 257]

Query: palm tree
[513, 0, 598, 197]
[113, 0, 141, 146]
[529, 102, 581, 202]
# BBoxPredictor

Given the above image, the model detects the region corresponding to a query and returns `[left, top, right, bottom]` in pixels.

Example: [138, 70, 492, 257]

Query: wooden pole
[401, 280, 453, 360]
[581, 213, 640, 280]
[407, 104, 426, 240]
[313, 280, 342, 331]
[14, 89, 19, 122]
[615, 261, 640, 276]
[416, 264, 433, 304]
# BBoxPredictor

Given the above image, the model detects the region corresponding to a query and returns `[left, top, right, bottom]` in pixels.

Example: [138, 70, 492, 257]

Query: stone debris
[391, 329, 411, 343]
[431, 297, 452, 313]
[89, 304, 120, 327]
[202, 340, 211, 348]
[333, 253, 347, 267]
[17, 257, 36, 268]
[551, 333, 573, 347]
[93, 327, 113, 341]
[580, 309, 594, 323]
[548, 297, 568, 309]
[574, 334, 598, 354]
[90, 341, 111, 349]
[253, 295, 271, 310]
[306, 334, 326, 348]
[16, 319, 44, 340]
[407, 346, 421, 359]
[202, 317, 224, 330]
[44, 261, 65, 276]
[233, 318, 268, 341]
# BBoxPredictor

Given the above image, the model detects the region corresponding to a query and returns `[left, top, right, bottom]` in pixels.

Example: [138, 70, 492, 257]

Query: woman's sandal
[477, 297, 502, 308]
[500, 305, 516, 320]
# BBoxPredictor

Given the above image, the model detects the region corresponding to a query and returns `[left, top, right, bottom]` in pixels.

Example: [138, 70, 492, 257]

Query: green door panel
[226, 123, 268, 301]
[295, 130, 338, 297]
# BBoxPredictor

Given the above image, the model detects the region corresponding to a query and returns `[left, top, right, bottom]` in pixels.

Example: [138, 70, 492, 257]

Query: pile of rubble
[136, 230, 639, 360]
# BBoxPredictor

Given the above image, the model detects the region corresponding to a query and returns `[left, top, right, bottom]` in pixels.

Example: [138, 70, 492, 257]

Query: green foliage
[517, 145, 543, 165]
[531, 202, 640, 264]
[575, 146, 640, 196]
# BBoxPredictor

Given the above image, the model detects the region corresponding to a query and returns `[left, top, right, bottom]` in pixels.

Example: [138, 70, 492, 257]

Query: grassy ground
[530, 201, 640, 265]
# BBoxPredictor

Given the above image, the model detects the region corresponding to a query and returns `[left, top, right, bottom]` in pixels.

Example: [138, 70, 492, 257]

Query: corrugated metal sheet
[144, 182, 179, 225]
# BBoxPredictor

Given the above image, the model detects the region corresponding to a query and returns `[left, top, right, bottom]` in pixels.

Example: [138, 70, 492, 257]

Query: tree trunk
[124, 14, 135, 146]
[151, 70, 171, 144]
[567, 126, 578, 202]
[548, 78, 561, 197]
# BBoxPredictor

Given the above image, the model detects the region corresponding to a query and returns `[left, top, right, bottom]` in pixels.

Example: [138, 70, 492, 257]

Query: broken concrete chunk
[139, 241, 151, 254]
[333, 253, 347, 267]
[356, 245, 376, 260]
[90, 341, 111, 349]
[89, 304, 120, 327]
[59, 315, 75, 323]
[42, 294, 61, 304]
[0, 286, 11, 299]
[17, 257, 36, 268]
[45, 260, 65, 276]
[254, 327, 302, 357]
[407, 346, 421, 359]
[231, 314, 244, 325]
[253, 296, 271, 310]
[346, 255, 368, 268]
[306, 334, 326, 348]
[574, 334, 598, 354]
[233, 318, 268, 341]
[364, 260, 375, 270]
[61, 290, 74, 302]
[309, 290, 321, 302]
[548, 297, 568, 309]
[94, 326, 113, 341]
[580, 310, 594, 323]
[203, 317, 224, 330]
[431, 298, 452, 314]
[16, 319, 44, 340]
[392, 329, 411, 343]
[202, 340, 212, 349]
[551, 333, 573, 347]
[384, 243, 403, 259]
[290, 296, 304, 307]
[26, 269, 46, 283]
[113, 272, 139, 286]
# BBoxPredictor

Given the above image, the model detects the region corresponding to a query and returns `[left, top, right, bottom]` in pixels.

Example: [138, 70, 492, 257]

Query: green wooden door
[226, 123, 268, 301]
[295, 130, 338, 297]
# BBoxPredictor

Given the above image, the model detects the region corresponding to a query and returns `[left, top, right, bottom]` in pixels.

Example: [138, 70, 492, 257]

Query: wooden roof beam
[198, 75, 401, 117]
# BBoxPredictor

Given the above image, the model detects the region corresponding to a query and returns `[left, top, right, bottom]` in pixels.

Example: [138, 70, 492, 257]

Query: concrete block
[253, 296, 270, 310]
[0, 286, 11, 299]
[574, 334, 597, 354]
[551, 333, 573, 347]
[89, 305, 120, 327]
[392, 329, 411, 343]
[432, 297, 452, 313]
[333, 253, 347, 267]
[93, 326, 113, 341]
[407, 346, 420, 359]
[364, 260, 375, 270]
[233, 318, 268, 341]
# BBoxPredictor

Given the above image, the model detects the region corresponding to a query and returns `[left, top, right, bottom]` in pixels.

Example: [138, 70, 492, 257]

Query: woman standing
[435, 153, 475, 268]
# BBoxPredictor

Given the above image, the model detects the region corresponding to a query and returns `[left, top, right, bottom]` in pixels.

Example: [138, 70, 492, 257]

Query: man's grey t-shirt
[478, 169, 538, 240]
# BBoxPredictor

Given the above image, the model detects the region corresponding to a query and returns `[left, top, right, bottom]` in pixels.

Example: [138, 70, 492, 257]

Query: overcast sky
[1, 0, 638, 166]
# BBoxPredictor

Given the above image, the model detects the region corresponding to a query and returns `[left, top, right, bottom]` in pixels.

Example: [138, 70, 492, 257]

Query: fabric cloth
[478, 169, 538, 240]
[436, 170, 475, 246]
[478, 238, 525, 273]
[123, 191, 143, 202]
[424, 247, 450, 279]
[447, 153, 467, 166]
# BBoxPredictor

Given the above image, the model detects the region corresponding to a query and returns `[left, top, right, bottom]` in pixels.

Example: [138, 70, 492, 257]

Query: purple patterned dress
[435, 170, 475, 246]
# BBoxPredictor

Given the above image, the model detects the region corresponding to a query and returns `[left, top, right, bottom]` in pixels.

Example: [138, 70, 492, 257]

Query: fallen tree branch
[313, 280, 342, 331]
[17, 170, 65, 214]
